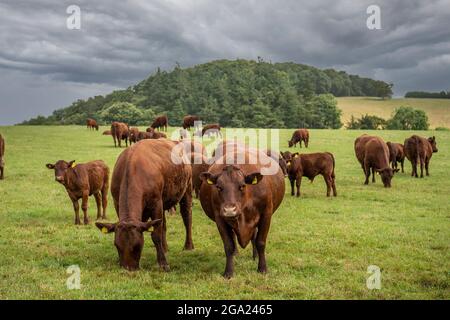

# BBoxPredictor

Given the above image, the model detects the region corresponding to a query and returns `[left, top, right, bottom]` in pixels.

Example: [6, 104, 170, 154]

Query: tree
[100, 102, 144, 125]
[386, 106, 429, 130]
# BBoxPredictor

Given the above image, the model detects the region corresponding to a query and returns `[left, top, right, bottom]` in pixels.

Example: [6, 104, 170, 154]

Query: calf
[145, 127, 167, 139]
[404, 135, 438, 178]
[0, 134, 5, 180]
[86, 118, 99, 131]
[201, 123, 222, 138]
[95, 139, 194, 271]
[199, 150, 285, 278]
[129, 127, 140, 144]
[354, 135, 397, 187]
[150, 115, 168, 131]
[288, 129, 309, 148]
[102, 130, 112, 136]
[386, 142, 405, 173]
[286, 152, 337, 197]
[111, 122, 129, 148]
[183, 115, 200, 130]
[46, 160, 109, 225]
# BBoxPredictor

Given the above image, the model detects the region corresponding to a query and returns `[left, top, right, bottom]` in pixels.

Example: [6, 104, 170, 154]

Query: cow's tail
[327, 152, 336, 178]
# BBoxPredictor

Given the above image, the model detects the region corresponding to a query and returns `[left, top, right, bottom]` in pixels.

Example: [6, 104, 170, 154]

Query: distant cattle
[102, 130, 111, 136]
[146, 127, 167, 139]
[404, 135, 438, 178]
[111, 122, 129, 148]
[95, 139, 194, 271]
[199, 149, 285, 278]
[150, 115, 168, 131]
[199, 123, 222, 138]
[183, 115, 200, 130]
[86, 118, 99, 131]
[354, 134, 397, 187]
[0, 134, 5, 180]
[288, 129, 309, 148]
[129, 127, 140, 144]
[387, 142, 405, 173]
[286, 152, 337, 197]
[46, 160, 109, 225]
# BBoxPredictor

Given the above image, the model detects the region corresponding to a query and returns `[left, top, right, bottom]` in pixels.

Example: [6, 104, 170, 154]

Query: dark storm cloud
[0, 0, 449, 124]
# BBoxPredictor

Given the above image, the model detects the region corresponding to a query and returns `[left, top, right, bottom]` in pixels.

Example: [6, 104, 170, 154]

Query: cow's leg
[81, 192, 89, 224]
[332, 175, 337, 197]
[72, 199, 81, 225]
[0, 166, 3, 180]
[251, 230, 258, 260]
[401, 159, 405, 173]
[94, 192, 102, 220]
[289, 177, 295, 196]
[299, 140, 302, 148]
[364, 163, 370, 185]
[232, 233, 239, 256]
[113, 135, 117, 148]
[324, 175, 331, 197]
[425, 157, 430, 176]
[101, 185, 108, 219]
[150, 200, 169, 271]
[216, 219, 235, 278]
[179, 189, 194, 250]
[255, 212, 273, 274]
[162, 212, 168, 253]
[296, 174, 302, 197]
[371, 167, 376, 183]
[419, 157, 424, 178]
[411, 159, 416, 177]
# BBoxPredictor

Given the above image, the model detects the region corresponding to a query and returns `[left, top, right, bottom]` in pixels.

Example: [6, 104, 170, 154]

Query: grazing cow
[190, 152, 210, 198]
[286, 152, 337, 197]
[200, 123, 222, 138]
[199, 149, 285, 278]
[86, 118, 99, 131]
[288, 129, 309, 148]
[183, 115, 201, 130]
[102, 130, 112, 136]
[264, 149, 288, 176]
[146, 127, 167, 139]
[95, 139, 194, 271]
[129, 127, 140, 144]
[46, 160, 109, 225]
[136, 131, 151, 141]
[111, 122, 129, 148]
[0, 134, 5, 180]
[150, 115, 168, 131]
[387, 142, 405, 173]
[404, 135, 438, 178]
[354, 135, 397, 187]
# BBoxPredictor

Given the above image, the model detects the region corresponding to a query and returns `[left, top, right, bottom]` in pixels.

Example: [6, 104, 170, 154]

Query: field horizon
[0, 126, 449, 299]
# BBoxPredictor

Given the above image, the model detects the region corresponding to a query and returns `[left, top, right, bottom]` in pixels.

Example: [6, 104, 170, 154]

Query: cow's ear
[138, 219, 162, 232]
[200, 172, 218, 185]
[293, 153, 300, 158]
[394, 168, 400, 173]
[95, 222, 116, 234]
[245, 172, 263, 185]
[68, 160, 76, 168]
[46, 163, 55, 169]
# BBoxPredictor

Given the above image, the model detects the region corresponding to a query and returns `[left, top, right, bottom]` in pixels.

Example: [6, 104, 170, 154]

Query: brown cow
[288, 129, 309, 148]
[354, 135, 397, 187]
[129, 127, 140, 144]
[264, 149, 288, 176]
[102, 130, 112, 136]
[145, 127, 167, 139]
[404, 135, 438, 178]
[0, 134, 5, 180]
[150, 115, 168, 131]
[199, 149, 285, 278]
[46, 160, 109, 225]
[95, 139, 194, 271]
[111, 122, 129, 148]
[86, 118, 99, 131]
[183, 115, 201, 130]
[387, 142, 405, 173]
[286, 152, 337, 197]
[190, 152, 210, 198]
[200, 123, 222, 138]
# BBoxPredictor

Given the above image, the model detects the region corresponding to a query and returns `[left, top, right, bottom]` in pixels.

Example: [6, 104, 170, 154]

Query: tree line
[405, 91, 450, 99]
[21, 59, 394, 128]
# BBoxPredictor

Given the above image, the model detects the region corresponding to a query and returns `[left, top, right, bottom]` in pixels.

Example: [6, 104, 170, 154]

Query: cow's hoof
[184, 243, 194, 251]
[257, 267, 267, 274]
[223, 272, 233, 279]
[160, 264, 170, 272]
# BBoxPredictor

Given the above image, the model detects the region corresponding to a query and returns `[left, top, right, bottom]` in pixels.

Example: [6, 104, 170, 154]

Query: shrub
[386, 106, 429, 130]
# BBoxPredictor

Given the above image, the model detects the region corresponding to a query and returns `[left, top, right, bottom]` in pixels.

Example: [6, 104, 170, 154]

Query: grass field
[0, 126, 449, 300]
[337, 97, 450, 129]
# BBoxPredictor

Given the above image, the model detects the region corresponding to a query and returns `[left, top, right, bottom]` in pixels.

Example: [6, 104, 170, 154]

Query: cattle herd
[0, 116, 439, 278]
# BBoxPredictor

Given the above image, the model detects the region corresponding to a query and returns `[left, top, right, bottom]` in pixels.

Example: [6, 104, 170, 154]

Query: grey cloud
[0, 0, 449, 124]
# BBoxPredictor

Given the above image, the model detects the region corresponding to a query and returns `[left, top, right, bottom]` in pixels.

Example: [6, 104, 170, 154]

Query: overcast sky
[0, 0, 449, 125]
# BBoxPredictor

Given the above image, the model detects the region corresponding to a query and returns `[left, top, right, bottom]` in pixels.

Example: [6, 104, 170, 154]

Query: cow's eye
[216, 186, 223, 192]
[239, 185, 245, 191]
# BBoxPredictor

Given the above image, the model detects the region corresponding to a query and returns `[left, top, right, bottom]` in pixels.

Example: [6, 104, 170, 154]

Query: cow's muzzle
[221, 205, 239, 218]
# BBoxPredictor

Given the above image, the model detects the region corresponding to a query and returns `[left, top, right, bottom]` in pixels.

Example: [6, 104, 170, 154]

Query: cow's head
[46, 160, 76, 184]
[428, 136, 438, 153]
[278, 156, 288, 176]
[377, 167, 397, 188]
[200, 165, 263, 219]
[288, 140, 294, 147]
[96, 220, 161, 271]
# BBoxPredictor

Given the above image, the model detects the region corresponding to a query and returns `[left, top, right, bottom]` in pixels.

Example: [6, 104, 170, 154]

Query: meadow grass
[0, 125, 449, 299]
[337, 97, 450, 129]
